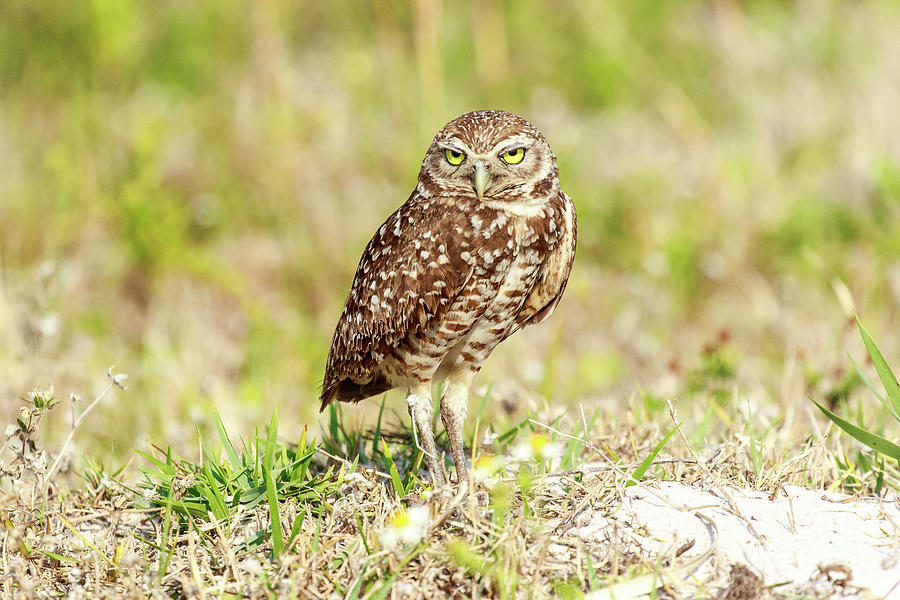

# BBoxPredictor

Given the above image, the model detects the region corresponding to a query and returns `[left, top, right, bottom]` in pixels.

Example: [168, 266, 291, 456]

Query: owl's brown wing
[514, 192, 577, 332]
[320, 198, 475, 408]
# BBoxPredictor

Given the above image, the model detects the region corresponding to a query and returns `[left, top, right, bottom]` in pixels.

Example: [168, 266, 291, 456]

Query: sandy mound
[571, 480, 900, 598]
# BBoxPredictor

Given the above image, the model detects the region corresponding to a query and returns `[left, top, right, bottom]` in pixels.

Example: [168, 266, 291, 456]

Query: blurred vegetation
[1, 0, 899, 463]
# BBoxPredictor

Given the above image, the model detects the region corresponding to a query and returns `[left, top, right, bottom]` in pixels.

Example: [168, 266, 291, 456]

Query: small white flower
[242, 557, 263, 575]
[107, 366, 129, 390]
[473, 454, 505, 482]
[511, 432, 564, 463]
[382, 505, 429, 550]
[119, 551, 141, 568]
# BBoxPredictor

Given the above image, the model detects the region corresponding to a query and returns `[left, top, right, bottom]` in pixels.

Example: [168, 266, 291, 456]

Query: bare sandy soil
[568, 477, 900, 599]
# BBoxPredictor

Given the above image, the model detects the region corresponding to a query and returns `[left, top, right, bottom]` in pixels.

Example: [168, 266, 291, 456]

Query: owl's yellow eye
[445, 149, 466, 166]
[500, 148, 525, 164]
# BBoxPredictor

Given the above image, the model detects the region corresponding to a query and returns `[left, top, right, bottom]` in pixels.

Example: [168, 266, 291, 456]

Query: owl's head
[420, 110, 559, 205]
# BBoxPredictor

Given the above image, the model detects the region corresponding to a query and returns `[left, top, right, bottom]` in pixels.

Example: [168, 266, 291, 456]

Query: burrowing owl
[320, 110, 576, 487]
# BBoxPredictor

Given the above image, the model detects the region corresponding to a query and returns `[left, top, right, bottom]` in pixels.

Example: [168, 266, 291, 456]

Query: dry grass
[3, 386, 894, 598]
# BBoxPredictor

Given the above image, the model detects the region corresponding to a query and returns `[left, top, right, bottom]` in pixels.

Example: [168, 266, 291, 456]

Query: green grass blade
[813, 400, 900, 461]
[36, 549, 78, 564]
[848, 353, 900, 426]
[857, 318, 900, 420]
[58, 516, 116, 568]
[371, 395, 386, 460]
[212, 406, 251, 490]
[380, 438, 405, 496]
[149, 498, 209, 518]
[264, 403, 279, 472]
[448, 540, 491, 576]
[264, 468, 283, 558]
[263, 404, 284, 558]
[310, 512, 322, 557]
[329, 403, 340, 446]
[158, 482, 176, 584]
[197, 479, 227, 521]
[136, 449, 176, 477]
[293, 440, 314, 484]
[287, 507, 306, 552]
[848, 353, 888, 408]
[346, 570, 366, 600]
[354, 509, 372, 555]
[496, 418, 529, 446]
[585, 552, 600, 592]
[626, 423, 681, 487]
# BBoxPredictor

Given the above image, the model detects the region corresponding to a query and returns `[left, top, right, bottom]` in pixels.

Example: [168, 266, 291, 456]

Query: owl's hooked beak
[472, 163, 491, 201]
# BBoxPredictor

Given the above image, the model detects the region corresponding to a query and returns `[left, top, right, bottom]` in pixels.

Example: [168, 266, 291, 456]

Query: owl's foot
[406, 392, 446, 487]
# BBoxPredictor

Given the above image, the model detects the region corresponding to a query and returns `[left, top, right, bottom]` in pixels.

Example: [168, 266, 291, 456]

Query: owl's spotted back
[321, 110, 576, 486]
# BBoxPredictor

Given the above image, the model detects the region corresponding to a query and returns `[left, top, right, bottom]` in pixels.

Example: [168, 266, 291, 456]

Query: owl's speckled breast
[381, 194, 567, 388]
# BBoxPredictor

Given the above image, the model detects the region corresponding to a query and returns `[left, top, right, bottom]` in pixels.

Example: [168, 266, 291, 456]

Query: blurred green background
[1, 0, 899, 462]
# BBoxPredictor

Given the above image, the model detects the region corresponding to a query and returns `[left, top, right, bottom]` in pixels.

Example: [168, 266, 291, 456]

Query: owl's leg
[406, 386, 445, 487]
[440, 370, 475, 487]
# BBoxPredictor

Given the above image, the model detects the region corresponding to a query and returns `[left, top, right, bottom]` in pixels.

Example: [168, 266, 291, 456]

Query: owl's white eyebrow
[440, 139, 470, 153]
[494, 136, 530, 152]
[497, 142, 528, 155]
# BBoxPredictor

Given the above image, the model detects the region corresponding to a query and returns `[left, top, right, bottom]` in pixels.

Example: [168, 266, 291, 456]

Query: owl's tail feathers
[319, 375, 392, 411]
